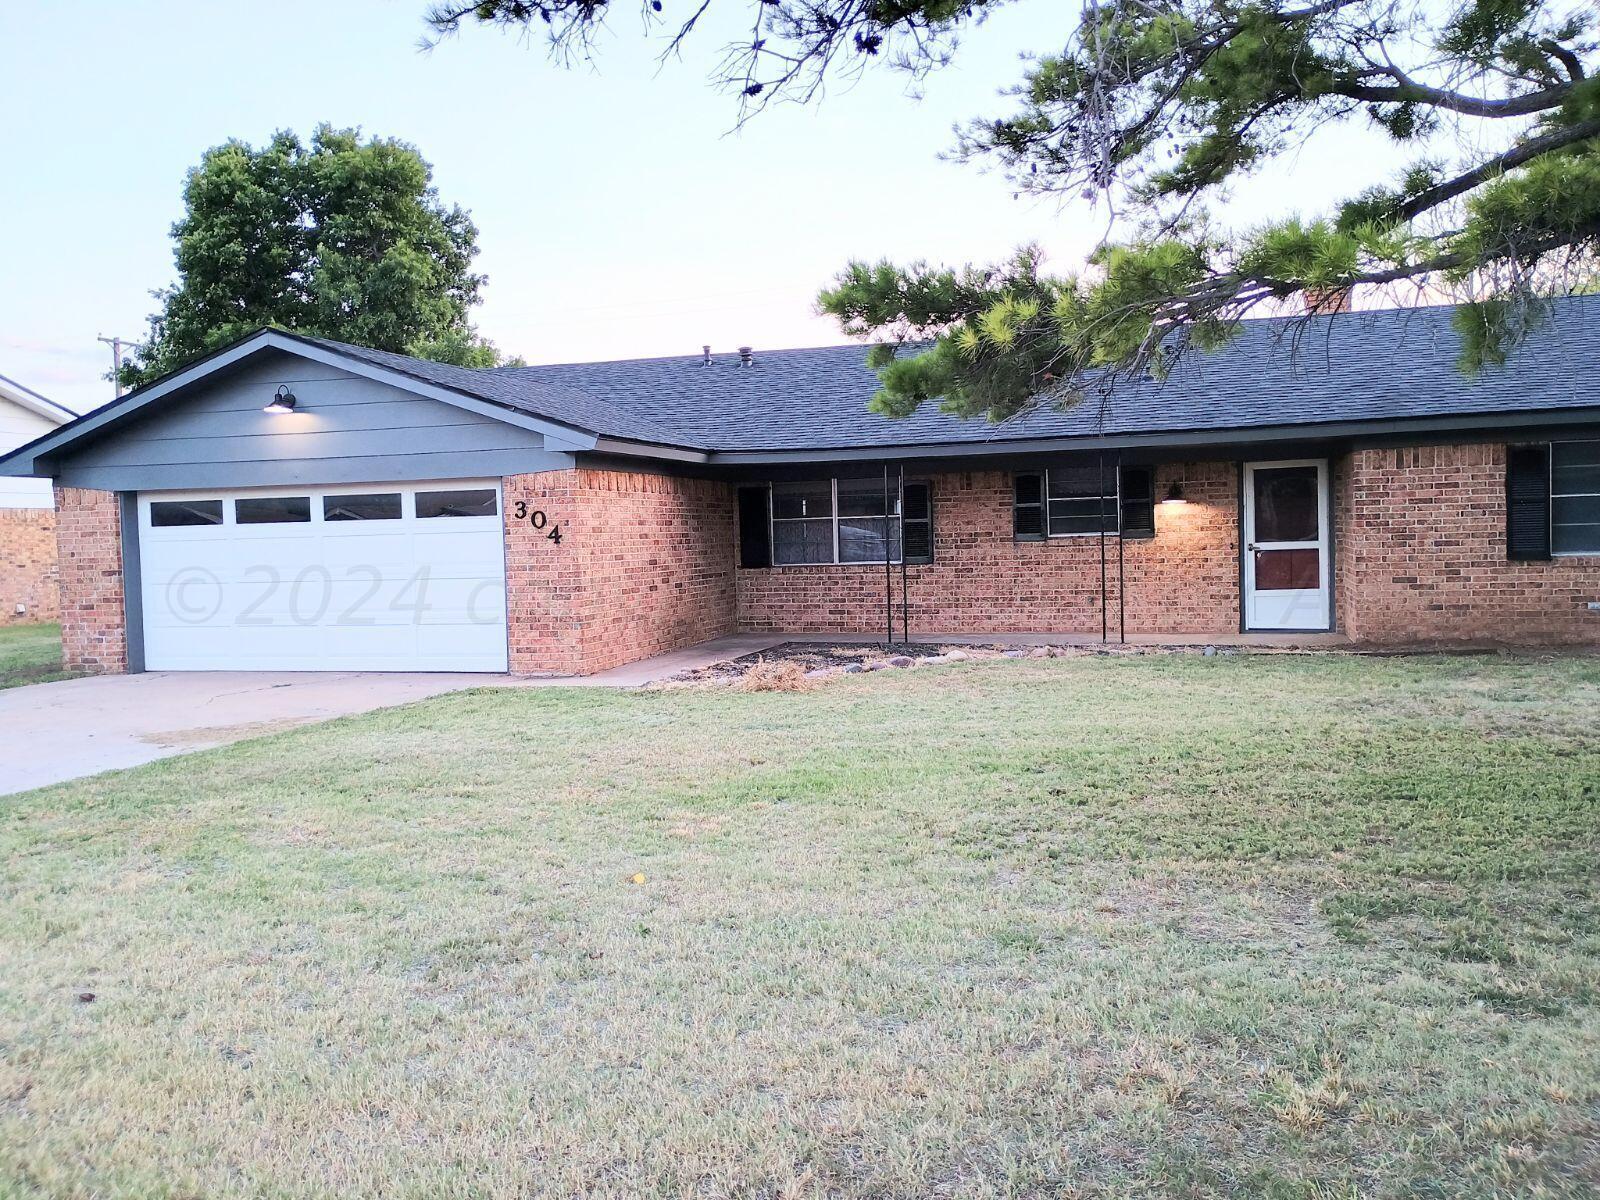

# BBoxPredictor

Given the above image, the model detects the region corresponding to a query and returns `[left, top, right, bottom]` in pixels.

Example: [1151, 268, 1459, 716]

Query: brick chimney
[1304, 286, 1353, 315]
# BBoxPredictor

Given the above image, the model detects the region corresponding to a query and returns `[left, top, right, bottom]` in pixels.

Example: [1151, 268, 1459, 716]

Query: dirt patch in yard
[661, 640, 1251, 686]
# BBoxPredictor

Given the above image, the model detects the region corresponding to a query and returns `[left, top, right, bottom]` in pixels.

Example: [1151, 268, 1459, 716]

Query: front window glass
[1047, 466, 1119, 536]
[1552, 441, 1600, 555]
[771, 479, 904, 565]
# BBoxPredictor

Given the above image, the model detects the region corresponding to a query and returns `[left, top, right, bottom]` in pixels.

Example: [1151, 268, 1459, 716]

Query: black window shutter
[1505, 444, 1551, 561]
[1013, 472, 1045, 540]
[737, 486, 771, 568]
[903, 482, 933, 563]
[1120, 466, 1156, 540]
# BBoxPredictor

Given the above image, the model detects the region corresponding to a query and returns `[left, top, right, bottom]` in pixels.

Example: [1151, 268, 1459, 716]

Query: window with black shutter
[903, 482, 933, 563]
[1120, 467, 1156, 540]
[1013, 473, 1045, 540]
[737, 486, 771, 568]
[1505, 444, 1551, 561]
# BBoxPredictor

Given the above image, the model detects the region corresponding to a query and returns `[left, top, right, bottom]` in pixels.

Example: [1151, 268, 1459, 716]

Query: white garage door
[137, 481, 508, 672]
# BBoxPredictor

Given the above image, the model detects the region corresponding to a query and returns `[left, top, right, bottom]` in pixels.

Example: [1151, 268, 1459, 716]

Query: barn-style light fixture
[264, 385, 297, 414]
[1160, 481, 1188, 505]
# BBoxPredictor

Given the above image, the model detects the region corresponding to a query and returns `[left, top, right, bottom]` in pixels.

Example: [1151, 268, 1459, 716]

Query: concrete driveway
[0, 671, 499, 795]
[0, 636, 793, 796]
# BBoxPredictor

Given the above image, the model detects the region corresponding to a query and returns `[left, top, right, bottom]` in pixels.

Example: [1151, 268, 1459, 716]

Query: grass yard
[0, 624, 67, 690]
[2, 654, 1599, 1198]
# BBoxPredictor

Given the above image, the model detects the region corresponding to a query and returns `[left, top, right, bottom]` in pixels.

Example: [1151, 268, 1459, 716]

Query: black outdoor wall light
[1160, 481, 1188, 505]
[264, 384, 298, 414]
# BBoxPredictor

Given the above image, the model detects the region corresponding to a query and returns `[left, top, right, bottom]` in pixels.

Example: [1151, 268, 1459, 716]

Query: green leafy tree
[124, 125, 511, 387]
[428, 0, 1599, 419]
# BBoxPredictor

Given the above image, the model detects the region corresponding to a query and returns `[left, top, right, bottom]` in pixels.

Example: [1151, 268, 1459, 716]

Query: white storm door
[137, 481, 508, 671]
[1242, 460, 1331, 631]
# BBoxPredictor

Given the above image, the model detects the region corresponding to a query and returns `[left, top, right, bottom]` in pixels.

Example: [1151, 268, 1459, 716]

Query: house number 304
[513, 500, 563, 545]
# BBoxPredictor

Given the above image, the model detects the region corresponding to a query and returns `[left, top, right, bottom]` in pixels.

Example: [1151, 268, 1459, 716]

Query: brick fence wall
[1337, 444, 1600, 644]
[736, 463, 1242, 636]
[0, 508, 59, 625]
[505, 469, 736, 674]
[54, 487, 126, 673]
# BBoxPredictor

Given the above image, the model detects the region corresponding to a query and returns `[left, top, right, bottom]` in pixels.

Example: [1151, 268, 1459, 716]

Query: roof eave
[698, 406, 1600, 464]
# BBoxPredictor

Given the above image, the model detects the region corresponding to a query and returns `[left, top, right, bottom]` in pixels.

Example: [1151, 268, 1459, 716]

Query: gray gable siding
[55, 350, 572, 491]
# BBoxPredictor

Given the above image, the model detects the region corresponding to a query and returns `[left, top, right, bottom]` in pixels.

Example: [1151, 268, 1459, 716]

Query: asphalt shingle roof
[303, 296, 1600, 455]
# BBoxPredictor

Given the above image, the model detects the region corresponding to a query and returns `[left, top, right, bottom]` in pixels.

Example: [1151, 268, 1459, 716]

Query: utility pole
[97, 335, 139, 399]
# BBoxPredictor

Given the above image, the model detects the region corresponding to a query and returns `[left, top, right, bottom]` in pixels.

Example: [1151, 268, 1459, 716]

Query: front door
[1243, 460, 1330, 631]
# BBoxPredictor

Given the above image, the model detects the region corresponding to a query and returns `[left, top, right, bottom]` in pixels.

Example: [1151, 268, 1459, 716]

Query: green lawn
[0, 623, 68, 690]
[2, 655, 1598, 1198]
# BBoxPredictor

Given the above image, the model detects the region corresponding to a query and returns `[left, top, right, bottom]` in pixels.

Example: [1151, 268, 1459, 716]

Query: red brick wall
[0, 508, 59, 625]
[54, 487, 126, 673]
[504, 470, 736, 674]
[736, 463, 1241, 636]
[1337, 444, 1600, 644]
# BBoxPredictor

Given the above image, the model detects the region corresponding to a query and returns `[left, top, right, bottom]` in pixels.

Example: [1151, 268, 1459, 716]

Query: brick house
[0, 372, 75, 626]
[2, 298, 1598, 675]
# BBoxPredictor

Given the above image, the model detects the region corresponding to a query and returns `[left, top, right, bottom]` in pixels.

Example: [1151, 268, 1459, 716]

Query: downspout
[899, 463, 909, 644]
[882, 463, 893, 646]
[1117, 450, 1126, 643]
[1098, 450, 1108, 644]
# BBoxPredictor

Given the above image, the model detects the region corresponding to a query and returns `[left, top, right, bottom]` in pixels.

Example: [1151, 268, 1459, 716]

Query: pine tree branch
[1393, 117, 1600, 222]
[1337, 71, 1574, 118]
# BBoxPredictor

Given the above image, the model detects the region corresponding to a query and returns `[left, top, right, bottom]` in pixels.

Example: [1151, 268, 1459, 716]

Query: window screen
[1552, 441, 1600, 555]
[1046, 465, 1119, 536]
[769, 478, 906, 565]
[836, 477, 900, 564]
[771, 481, 835, 564]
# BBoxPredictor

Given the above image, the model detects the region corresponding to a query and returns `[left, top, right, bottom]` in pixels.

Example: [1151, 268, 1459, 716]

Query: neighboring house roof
[3, 297, 1598, 476]
[0, 372, 76, 426]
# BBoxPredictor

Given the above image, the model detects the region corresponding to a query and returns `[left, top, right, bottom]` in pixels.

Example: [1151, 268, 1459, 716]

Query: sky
[0, 0, 1421, 416]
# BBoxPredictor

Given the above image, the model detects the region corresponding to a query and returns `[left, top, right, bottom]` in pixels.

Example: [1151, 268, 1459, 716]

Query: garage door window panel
[416, 489, 498, 518]
[324, 493, 402, 522]
[150, 499, 224, 527]
[236, 496, 311, 524]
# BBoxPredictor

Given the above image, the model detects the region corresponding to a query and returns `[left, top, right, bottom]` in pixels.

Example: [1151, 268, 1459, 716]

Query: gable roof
[289, 335, 707, 450]
[0, 372, 75, 425]
[485, 295, 1600, 453]
[4, 297, 1598, 478]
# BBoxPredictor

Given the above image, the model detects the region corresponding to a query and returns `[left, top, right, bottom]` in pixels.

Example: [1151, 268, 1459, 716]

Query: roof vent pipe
[702, 344, 711, 367]
[738, 345, 754, 368]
